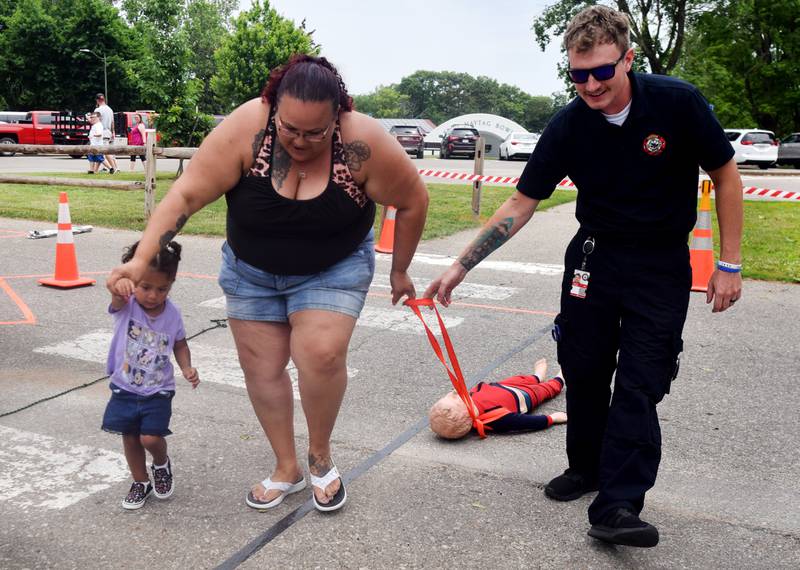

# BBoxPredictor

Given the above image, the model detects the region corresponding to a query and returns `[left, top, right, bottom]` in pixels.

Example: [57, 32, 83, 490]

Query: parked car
[439, 125, 480, 159]
[389, 125, 425, 158]
[0, 111, 27, 124]
[725, 129, 779, 170]
[777, 133, 800, 168]
[499, 131, 538, 160]
[0, 110, 57, 156]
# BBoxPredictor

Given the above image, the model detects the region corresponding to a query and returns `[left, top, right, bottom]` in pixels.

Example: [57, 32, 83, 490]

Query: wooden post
[144, 129, 157, 219]
[471, 136, 485, 218]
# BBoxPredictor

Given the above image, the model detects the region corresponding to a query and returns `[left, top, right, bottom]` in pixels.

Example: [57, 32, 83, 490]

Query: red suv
[390, 125, 425, 159]
[439, 126, 479, 159]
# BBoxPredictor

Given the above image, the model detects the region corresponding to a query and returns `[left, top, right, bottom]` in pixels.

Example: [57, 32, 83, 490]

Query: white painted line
[358, 306, 463, 334]
[197, 302, 465, 335]
[370, 274, 517, 301]
[33, 332, 358, 401]
[0, 425, 128, 510]
[33, 329, 112, 363]
[199, 296, 226, 309]
[378, 252, 565, 277]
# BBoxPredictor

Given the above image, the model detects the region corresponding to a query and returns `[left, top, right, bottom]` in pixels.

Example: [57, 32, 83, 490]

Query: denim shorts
[101, 384, 174, 436]
[218, 231, 375, 322]
[87, 154, 105, 163]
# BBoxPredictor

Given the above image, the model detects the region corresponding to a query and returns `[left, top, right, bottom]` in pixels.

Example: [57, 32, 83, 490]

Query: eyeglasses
[568, 53, 626, 84]
[275, 115, 333, 143]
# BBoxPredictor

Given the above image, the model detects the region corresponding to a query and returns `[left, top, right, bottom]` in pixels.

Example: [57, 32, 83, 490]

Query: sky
[242, 0, 566, 97]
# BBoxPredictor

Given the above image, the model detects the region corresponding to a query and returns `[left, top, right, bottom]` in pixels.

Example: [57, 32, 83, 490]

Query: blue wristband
[717, 261, 742, 273]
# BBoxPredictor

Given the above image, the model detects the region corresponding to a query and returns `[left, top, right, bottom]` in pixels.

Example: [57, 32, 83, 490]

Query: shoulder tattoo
[272, 141, 291, 189]
[343, 140, 370, 172]
[458, 217, 514, 271]
[251, 128, 266, 161]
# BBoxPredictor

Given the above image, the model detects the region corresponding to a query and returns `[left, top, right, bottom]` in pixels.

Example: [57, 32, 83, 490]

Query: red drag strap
[405, 298, 510, 437]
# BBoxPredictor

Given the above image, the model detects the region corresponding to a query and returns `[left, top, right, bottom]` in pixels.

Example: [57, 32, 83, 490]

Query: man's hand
[706, 269, 742, 312]
[390, 269, 416, 305]
[182, 367, 200, 389]
[422, 263, 467, 307]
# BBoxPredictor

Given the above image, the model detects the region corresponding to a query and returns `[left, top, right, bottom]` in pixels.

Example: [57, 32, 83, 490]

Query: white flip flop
[310, 464, 347, 512]
[245, 476, 306, 510]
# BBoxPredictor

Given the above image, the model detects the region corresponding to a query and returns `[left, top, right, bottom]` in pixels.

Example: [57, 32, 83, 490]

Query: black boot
[544, 469, 598, 501]
[588, 507, 659, 547]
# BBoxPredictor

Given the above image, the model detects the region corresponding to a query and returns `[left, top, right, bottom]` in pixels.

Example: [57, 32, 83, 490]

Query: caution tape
[418, 169, 799, 202]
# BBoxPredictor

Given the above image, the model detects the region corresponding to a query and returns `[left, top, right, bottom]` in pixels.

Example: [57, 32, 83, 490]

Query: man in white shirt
[94, 93, 117, 173]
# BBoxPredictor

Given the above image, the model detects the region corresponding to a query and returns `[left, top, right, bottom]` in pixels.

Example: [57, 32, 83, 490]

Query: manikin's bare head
[428, 391, 473, 439]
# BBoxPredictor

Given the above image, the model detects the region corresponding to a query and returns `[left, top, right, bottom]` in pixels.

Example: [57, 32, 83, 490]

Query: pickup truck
[0, 110, 57, 156]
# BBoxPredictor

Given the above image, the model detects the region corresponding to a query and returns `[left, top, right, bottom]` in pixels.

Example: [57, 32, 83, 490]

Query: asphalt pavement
[1, 200, 799, 569]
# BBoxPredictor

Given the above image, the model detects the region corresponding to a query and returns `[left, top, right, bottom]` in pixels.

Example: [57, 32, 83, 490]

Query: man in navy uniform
[424, 5, 743, 548]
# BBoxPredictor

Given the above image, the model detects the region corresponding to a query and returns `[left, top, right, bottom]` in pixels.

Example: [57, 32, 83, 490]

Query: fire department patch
[643, 134, 666, 156]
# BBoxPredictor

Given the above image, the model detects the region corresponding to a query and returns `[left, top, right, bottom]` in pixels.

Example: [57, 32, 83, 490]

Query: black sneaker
[151, 458, 174, 499]
[588, 507, 659, 547]
[122, 481, 153, 510]
[544, 469, 598, 501]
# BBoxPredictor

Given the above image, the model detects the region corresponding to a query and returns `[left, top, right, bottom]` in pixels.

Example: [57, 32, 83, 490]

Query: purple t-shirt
[106, 297, 186, 396]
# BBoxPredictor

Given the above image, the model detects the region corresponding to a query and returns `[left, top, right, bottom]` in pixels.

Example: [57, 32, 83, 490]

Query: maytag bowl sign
[424, 113, 528, 158]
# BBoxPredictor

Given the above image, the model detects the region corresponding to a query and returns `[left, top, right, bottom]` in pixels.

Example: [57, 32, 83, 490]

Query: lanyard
[580, 236, 595, 271]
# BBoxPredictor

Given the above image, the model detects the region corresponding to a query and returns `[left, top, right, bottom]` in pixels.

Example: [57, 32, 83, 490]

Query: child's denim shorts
[101, 384, 174, 436]
[87, 154, 105, 163]
[218, 231, 375, 322]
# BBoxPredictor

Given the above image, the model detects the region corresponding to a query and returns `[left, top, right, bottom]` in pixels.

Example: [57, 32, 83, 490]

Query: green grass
[713, 200, 800, 283]
[0, 173, 574, 241]
[1, 173, 797, 282]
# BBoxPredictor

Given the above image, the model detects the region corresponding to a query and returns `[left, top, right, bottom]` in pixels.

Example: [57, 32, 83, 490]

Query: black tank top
[225, 108, 375, 275]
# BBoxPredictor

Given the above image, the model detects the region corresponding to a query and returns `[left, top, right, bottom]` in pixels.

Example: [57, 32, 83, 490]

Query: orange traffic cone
[690, 180, 714, 292]
[38, 192, 96, 289]
[375, 205, 397, 253]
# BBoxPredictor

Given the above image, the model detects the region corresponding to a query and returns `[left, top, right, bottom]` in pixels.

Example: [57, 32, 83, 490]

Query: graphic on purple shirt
[106, 297, 186, 395]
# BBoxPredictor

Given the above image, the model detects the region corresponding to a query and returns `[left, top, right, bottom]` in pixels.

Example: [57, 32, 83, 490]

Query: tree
[532, 0, 699, 87]
[121, 0, 193, 110]
[0, 0, 135, 110]
[396, 71, 478, 124]
[675, 0, 800, 135]
[210, 0, 318, 113]
[352, 85, 410, 118]
[184, 0, 235, 114]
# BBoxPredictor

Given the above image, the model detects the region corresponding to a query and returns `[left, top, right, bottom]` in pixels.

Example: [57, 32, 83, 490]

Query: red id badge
[570, 269, 590, 299]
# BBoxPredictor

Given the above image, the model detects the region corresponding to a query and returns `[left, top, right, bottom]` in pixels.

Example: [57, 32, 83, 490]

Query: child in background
[102, 240, 199, 510]
[87, 112, 113, 174]
[429, 358, 566, 439]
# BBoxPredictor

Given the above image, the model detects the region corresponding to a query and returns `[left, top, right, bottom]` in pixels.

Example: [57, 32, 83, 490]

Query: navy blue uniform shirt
[517, 72, 734, 239]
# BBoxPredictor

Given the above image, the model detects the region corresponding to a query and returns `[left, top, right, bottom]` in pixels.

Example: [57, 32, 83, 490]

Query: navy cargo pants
[554, 229, 690, 524]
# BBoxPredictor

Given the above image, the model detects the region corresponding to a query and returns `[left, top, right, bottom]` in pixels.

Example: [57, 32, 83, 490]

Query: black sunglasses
[568, 53, 626, 84]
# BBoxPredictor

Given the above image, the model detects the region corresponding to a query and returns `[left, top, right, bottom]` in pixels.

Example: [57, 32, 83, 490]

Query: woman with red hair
[108, 54, 429, 512]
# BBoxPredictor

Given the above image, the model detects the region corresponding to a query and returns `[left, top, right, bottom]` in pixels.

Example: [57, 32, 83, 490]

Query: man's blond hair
[563, 5, 631, 53]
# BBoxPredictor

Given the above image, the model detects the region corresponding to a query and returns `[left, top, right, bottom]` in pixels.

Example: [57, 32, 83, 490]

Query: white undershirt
[602, 99, 633, 126]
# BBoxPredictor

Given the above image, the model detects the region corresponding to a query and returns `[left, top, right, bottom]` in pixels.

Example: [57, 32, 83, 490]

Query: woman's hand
[550, 411, 568, 424]
[107, 258, 148, 295]
[390, 269, 416, 305]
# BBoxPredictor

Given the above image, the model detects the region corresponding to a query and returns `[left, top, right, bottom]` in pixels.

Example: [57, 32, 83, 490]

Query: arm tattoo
[251, 128, 266, 161]
[308, 452, 332, 476]
[458, 217, 514, 271]
[343, 140, 370, 172]
[272, 141, 291, 189]
[159, 214, 187, 248]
